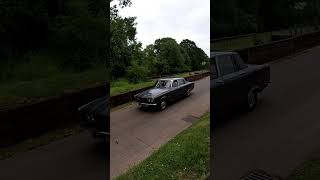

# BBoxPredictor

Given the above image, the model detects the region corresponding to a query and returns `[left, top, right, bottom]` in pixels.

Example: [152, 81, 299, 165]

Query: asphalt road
[110, 77, 210, 178]
[0, 133, 108, 180]
[0, 76, 209, 180]
[212, 46, 320, 179]
[5, 44, 319, 180]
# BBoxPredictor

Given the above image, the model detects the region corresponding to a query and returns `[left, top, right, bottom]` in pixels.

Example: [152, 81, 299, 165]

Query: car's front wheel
[158, 100, 167, 110]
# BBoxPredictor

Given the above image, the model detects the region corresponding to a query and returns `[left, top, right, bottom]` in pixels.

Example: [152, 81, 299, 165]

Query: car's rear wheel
[158, 100, 167, 110]
[246, 88, 258, 111]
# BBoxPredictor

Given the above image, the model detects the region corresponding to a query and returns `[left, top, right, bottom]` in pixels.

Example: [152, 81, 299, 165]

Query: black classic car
[211, 52, 271, 118]
[134, 78, 194, 110]
[78, 96, 109, 141]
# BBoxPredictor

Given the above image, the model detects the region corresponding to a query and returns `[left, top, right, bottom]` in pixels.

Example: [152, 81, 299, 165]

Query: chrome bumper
[96, 131, 110, 136]
[92, 130, 109, 139]
[139, 102, 157, 106]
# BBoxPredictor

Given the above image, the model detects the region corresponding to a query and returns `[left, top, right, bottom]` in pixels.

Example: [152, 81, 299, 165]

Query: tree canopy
[110, 1, 209, 82]
[211, 0, 320, 38]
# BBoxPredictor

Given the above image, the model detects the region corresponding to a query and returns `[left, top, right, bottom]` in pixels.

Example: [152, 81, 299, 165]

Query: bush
[127, 63, 148, 83]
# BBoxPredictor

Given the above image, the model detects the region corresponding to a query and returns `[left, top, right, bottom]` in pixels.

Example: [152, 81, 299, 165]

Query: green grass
[0, 54, 107, 109]
[0, 50, 205, 108]
[116, 113, 210, 180]
[289, 159, 320, 180]
[212, 27, 319, 51]
[110, 79, 154, 96]
[212, 32, 272, 51]
[0, 68, 107, 108]
[0, 126, 83, 160]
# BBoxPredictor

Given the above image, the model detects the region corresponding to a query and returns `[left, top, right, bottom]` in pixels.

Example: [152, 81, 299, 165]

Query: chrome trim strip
[97, 131, 110, 135]
[139, 103, 157, 106]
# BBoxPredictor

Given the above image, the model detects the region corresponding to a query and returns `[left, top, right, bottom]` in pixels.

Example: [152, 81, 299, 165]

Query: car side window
[178, 79, 185, 86]
[217, 55, 236, 76]
[172, 80, 178, 87]
[210, 57, 218, 79]
[232, 54, 247, 70]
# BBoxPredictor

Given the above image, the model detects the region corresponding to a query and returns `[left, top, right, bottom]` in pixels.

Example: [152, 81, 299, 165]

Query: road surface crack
[135, 137, 153, 149]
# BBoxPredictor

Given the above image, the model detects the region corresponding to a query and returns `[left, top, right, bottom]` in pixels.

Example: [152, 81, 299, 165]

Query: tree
[0, 0, 48, 57]
[154, 38, 187, 75]
[211, 0, 320, 38]
[52, 16, 108, 71]
[180, 39, 209, 71]
[110, 16, 137, 79]
[110, 0, 132, 18]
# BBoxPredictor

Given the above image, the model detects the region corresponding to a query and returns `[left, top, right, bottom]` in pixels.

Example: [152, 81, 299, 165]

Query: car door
[215, 54, 243, 112]
[211, 57, 225, 115]
[231, 53, 249, 105]
[177, 79, 187, 97]
[171, 80, 180, 101]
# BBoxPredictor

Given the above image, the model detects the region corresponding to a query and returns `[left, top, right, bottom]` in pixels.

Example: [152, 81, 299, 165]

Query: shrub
[127, 63, 148, 83]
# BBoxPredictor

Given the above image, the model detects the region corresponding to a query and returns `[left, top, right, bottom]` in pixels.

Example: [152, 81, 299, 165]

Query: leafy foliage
[211, 0, 320, 38]
[0, 0, 109, 80]
[180, 39, 209, 71]
[110, 16, 137, 79]
[110, 0, 132, 18]
[0, 0, 48, 58]
[110, 10, 208, 82]
[154, 38, 187, 75]
[127, 62, 148, 83]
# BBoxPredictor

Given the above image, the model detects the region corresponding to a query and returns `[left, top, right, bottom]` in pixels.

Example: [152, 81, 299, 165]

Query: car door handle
[215, 80, 224, 85]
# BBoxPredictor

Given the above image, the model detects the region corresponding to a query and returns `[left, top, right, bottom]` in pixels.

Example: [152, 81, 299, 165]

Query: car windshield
[155, 80, 171, 88]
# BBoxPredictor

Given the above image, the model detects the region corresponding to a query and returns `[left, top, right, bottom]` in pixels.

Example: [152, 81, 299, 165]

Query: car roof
[158, 77, 184, 81]
[210, 51, 238, 57]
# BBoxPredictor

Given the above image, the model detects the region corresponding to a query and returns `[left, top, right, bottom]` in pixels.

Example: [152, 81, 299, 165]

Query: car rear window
[217, 55, 236, 76]
[178, 79, 185, 86]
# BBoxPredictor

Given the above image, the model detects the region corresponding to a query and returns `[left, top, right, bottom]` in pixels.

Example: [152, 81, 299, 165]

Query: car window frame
[177, 79, 185, 86]
[156, 80, 171, 88]
[210, 57, 219, 79]
[172, 80, 179, 88]
[232, 53, 248, 70]
[217, 54, 237, 77]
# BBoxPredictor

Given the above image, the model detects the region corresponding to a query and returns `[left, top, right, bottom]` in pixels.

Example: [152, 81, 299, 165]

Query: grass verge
[289, 158, 320, 180]
[111, 79, 154, 97]
[0, 65, 107, 109]
[212, 27, 317, 51]
[0, 126, 83, 160]
[110, 71, 205, 97]
[212, 32, 272, 51]
[116, 112, 210, 180]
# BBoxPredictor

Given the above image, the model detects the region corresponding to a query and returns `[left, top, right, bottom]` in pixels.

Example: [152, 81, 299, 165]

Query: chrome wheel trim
[248, 90, 256, 108]
[160, 101, 166, 110]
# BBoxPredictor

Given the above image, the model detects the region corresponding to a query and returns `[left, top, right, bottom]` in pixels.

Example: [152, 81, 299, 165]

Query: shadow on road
[212, 97, 273, 129]
[137, 93, 194, 113]
[81, 136, 110, 178]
